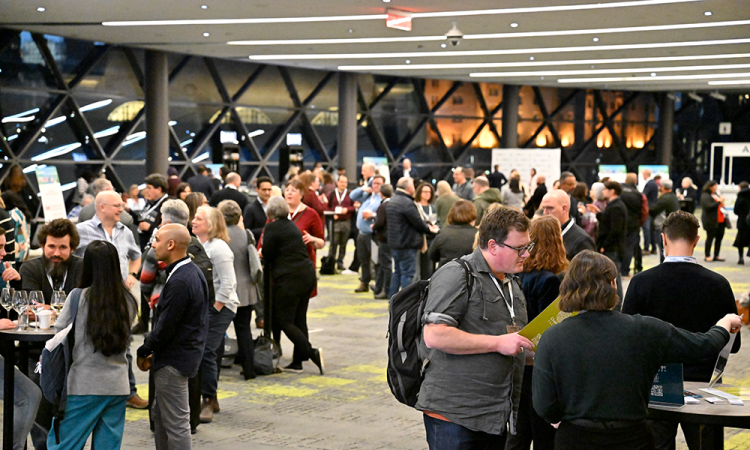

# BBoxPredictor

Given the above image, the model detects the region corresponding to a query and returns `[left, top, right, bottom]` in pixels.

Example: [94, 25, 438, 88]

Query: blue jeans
[424, 414, 507, 450]
[642, 216, 653, 251]
[0, 355, 42, 450]
[201, 305, 236, 399]
[389, 249, 418, 298]
[48, 395, 128, 450]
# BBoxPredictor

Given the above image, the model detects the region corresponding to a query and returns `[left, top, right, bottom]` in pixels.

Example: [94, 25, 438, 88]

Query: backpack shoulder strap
[453, 258, 475, 294]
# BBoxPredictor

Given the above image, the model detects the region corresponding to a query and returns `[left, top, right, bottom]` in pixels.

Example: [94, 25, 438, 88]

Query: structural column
[338, 72, 358, 186]
[658, 94, 675, 167]
[501, 85, 520, 148]
[145, 50, 170, 175]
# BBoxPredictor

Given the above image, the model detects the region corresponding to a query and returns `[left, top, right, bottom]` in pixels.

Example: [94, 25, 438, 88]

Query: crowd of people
[0, 158, 744, 449]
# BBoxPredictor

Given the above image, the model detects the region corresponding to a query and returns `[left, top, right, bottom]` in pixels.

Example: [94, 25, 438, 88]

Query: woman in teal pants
[48, 240, 137, 449]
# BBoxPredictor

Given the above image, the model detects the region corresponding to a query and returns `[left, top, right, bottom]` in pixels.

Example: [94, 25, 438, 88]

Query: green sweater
[533, 310, 729, 423]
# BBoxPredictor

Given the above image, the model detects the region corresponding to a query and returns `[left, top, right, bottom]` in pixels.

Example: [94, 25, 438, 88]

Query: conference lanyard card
[506, 325, 522, 334]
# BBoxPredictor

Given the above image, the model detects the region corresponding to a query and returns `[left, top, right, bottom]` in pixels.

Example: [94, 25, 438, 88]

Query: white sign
[490, 148, 561, 192]
[719, 122, 732, 135]
[721, 143, 750, 157]
[363, 157, 390, 185]
[34, 166, 67, 221]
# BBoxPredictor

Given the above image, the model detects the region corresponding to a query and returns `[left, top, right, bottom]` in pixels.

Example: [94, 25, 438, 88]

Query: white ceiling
[3, 0, 750, 92]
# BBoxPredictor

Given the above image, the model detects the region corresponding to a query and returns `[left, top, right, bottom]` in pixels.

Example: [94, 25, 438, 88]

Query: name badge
[506, 325, 522, 334]
[335, 206, 343, 214]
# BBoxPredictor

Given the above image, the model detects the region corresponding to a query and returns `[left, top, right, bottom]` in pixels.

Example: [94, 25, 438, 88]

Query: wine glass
[0, 288, 13, 314]
[50, 290, 66, 325]
[12, 291, 28, 331]
[28, 291, 44, 331]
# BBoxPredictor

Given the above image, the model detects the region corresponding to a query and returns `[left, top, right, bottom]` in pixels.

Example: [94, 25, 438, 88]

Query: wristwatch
[130, 272, 138, 278]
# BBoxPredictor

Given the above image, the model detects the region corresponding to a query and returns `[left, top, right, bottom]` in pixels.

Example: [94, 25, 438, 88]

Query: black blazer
[700, 192, 722, 231]
[243, 199, 267, 241]
[210, 187, 249, 212]
[20, 255, 83, 304]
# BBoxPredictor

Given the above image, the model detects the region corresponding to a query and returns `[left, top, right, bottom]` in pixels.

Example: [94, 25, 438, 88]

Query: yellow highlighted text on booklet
[518, 298, 577, 351]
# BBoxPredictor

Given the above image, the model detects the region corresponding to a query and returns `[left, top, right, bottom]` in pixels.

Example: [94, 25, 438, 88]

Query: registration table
[0, 328, 55, 450]
[648, 381, 750, 449]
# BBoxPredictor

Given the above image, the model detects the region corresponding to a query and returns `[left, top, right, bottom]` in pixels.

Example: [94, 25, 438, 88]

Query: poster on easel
[35, 165, 67, 221]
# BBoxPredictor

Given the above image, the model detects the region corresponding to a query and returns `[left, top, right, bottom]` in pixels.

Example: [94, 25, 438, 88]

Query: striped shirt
[76, 215, 141, 281]
[0, 208, 16, 263]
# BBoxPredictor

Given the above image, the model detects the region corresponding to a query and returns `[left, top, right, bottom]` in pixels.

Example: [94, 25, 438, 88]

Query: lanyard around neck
[166, 259, 192, 285]
[335, 189, 347, 204]
[46, 270, 68, 292]
[289, 203, 304, 221]
[561, 219, 575, 237]
[490, 275, 515, 324]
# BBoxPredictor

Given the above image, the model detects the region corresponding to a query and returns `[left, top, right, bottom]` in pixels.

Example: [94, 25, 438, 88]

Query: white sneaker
[341, 269, 358, 275]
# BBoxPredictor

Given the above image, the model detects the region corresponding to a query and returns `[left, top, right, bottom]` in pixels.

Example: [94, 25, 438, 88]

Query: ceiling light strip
[470, 63, 750, 78]
[250, 37, 750, 61]
[558, 72, 750, 83]
[102, 0, 697, 27]
[339, 53, 750, 71]
[708, 80, 750, 86]
[228, 36, 445, 45]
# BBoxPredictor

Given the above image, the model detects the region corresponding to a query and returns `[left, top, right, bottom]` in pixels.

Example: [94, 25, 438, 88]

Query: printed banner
[35, 165, 67, 221]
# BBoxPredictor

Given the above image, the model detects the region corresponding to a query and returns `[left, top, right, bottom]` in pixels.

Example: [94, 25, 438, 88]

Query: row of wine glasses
[0, 288, 66, 331]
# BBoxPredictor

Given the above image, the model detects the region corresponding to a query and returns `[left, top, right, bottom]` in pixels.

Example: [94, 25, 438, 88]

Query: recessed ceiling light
[651, 72, 657, 76]
[201, 5, 208, 9]
[441, 43, 447, 48]
[203, 32, 210, 37]
[405, 60, 411, 64]
[529, 56, 535, 60]
[704, 11, 712, 16]
[36, 7, 45, 12]
[348, 29, 354, 33]
[253, 37, 750, 61]
[339, 52, 750, 72]
[510, 23, 519, 28]
[102, 0, 702, 26]
[593, 37, 599, 42]
[383, 0, 391, 2]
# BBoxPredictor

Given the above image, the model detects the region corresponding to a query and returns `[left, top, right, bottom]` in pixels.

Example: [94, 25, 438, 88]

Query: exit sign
[386, 9, 412, 31]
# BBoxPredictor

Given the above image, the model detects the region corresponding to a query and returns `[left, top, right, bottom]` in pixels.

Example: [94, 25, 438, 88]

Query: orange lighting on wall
[535, 134, 547, 147]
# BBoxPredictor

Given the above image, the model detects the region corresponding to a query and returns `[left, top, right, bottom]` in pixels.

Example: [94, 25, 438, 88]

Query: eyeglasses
[103, 203, 125, 209]
[496, 240, 535, 257]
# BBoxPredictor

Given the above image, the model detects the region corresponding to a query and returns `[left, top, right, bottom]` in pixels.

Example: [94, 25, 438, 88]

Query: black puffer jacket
[386, 190, 433, 250]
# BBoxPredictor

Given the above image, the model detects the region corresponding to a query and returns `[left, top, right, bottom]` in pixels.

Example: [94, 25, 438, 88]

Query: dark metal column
[338, 72, 358, 186]
[501, 85, 520, 148]
[658, 94, 675, 167]
[145, 50, 170, 175]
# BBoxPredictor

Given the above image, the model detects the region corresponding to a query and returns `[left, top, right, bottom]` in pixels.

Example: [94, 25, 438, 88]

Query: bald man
[540, 189, 595, 260]
[210, 172, 249, 211]
[138, 224, 209, 450]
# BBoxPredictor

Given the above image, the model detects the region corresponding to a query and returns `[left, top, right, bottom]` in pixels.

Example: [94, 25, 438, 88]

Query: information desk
[0, 328, 55, 450]
[648, 381, 750, 449]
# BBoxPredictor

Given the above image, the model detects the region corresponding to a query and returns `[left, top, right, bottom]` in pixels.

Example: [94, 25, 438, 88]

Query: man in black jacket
[138, 173, 169, 251]
[188, 165, 216, 199]
[487, 165, 508, 190]
[650, 179, 680, 262]
[138, 224, 209, 450]
[620, 173, 644, 277]
[587, 181, 628, 302]
[641, 169, 659, 254]
[623, 211, 740, 450]
[370, 184, 393, 299]
[209, 172, 248, 211]
[387, 178, 438, 297]
[540, 190, 595, 261]
[243, 177, 272, 241]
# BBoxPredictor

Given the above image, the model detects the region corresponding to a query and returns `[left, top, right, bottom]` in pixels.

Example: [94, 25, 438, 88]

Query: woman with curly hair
[507, 215, 568, 450]
[533, 251, 741, 450]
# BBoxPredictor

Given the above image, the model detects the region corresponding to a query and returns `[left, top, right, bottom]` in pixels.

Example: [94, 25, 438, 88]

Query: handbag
[253, 333, 281, 375]
[37, 288, 82, 444]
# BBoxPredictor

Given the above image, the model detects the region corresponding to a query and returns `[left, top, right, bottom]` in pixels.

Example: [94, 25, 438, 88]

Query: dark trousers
[348, 227, 360, 271]
[424, 414, 507, 450]
[621, 229, 642, 275]
[200, 306, 235, 399]
[556, 421, 654, 450]
[139, 293, 151, 331]
[705, 223, 726, 258]
[356, 233, 373, 284]
[642, 216, 653, 251]
[233, 305, 255, 379]
[328, 220, 351, 266]
[272, 271, 316, 364]
[373, 241, 392, 295]
[418, 249, 435, 282]
[505, 367, 555, 450]
[649, 419, 720, 450]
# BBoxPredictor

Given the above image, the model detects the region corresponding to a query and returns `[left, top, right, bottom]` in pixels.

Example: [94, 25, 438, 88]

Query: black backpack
[188, 238, 215, 304]
[386, 259, 474, 407]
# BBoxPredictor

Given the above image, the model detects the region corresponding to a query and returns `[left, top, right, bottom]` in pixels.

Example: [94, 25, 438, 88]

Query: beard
[43, 254, 73, 281]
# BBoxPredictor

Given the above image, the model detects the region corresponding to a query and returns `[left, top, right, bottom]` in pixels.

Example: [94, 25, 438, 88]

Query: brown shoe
[200, 399, 214, 423]
[354, 282, 368, 293]
[211, 397, 220, 413]
[126, 394, 148, 409]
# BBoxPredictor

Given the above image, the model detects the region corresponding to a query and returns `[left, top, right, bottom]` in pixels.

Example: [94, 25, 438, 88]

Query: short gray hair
[89, 178, 113, 196]
[266, 196, 289, 220]
[661, 179, 673, 191]
[161, 199, 190, 226]
[217, 199, 242, 226]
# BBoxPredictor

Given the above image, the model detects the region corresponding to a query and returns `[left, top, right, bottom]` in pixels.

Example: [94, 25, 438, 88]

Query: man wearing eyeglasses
[416, 207, 534, 449]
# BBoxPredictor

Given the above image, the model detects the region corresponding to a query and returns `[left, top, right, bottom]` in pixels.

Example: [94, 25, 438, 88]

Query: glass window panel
[74, 95, 139, 150]
[0, 91, 57, 148]
[518, 86, 542, 121]
[518, 120, 543, 146]
[110, 163, 147, 191]
[24, 117, 95, 163]
[0, 32, 66, 90]
[433, 83, 481, 117]
[306, 110, 337, 154]
[235, 66, 295, 109]
[169, 57, 223, 105]
[208, 59, 263, 100]
[288, 67, 329, 104]
[73, 47, 144, 98]
[370, 81, 420, 116]
[112, 122, 146, 161]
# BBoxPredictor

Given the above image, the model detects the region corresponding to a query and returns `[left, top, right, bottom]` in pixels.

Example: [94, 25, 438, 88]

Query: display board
[35, 165, 67, 221]
[638, 164, 669, 191]
[363, 157, 391, 185]
[710, 142, 750, 185]
[491, 148, 560, 191]
[598, 165, 627, 183]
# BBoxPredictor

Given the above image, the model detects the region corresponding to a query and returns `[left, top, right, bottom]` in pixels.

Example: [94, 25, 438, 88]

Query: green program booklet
[518, 298, 577, 351]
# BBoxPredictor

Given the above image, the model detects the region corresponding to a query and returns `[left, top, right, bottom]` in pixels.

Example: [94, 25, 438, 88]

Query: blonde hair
[197, 205, 230, 243]
[436, 180, 453, 197]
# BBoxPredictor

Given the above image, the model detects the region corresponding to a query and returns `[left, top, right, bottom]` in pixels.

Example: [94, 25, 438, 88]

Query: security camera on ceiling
[445, 22, 463, 47]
